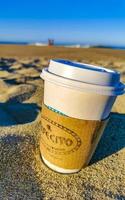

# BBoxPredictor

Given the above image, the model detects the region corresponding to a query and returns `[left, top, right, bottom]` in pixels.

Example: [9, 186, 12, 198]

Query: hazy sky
[0, 0, 125, 45]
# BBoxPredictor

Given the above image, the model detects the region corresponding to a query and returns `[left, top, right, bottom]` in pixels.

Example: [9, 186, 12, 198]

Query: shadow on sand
[90, 112, 125, 164]
[0, 101, 41, 126]
[0, 57, 16, 73]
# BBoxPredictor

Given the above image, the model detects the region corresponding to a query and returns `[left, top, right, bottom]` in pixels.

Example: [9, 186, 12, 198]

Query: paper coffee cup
[40, 59, 125, 173]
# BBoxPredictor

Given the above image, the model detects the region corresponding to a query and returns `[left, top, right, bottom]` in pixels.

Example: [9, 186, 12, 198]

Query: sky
[0, 0, 125, 46]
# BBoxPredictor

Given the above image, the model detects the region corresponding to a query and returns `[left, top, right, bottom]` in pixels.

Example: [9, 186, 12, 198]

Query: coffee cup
[40, 59, 125, 173]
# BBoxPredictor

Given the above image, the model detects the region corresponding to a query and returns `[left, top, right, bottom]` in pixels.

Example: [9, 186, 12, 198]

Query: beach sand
[0, 45, 125, 199]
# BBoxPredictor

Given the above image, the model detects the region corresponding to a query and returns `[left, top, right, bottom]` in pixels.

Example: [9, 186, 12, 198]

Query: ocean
[0, 41, 125, 50]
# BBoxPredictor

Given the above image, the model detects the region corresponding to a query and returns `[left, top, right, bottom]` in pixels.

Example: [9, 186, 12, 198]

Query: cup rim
[48, 59, 120, 87]
[40, 68, 125, 96]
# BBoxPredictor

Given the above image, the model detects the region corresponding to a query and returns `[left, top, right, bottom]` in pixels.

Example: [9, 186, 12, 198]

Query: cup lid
[48, 59, 120, 87]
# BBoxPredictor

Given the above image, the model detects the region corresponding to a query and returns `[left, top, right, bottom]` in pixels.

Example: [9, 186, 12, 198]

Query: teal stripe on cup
[46, 104, 67, 116]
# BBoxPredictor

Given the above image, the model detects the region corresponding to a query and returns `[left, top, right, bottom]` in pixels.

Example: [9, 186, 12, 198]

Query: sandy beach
[0, 45, 125, 199]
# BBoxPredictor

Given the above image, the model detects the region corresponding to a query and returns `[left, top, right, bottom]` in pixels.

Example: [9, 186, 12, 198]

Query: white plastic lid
[48, 59, 120, 87]
[40, 59, 125, 96]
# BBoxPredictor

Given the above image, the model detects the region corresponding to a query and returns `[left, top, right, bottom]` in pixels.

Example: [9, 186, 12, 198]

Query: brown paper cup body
[40, 104, 108, 171]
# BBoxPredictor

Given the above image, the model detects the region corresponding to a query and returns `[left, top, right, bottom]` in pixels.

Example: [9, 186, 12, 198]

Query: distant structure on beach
[48, 39, 54, 46]
[28, 39, 54, 47]
[29, 42, 47, 46]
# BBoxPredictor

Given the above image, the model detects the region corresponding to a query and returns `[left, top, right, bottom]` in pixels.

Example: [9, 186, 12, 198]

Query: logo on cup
[41, 115, 82, 155]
